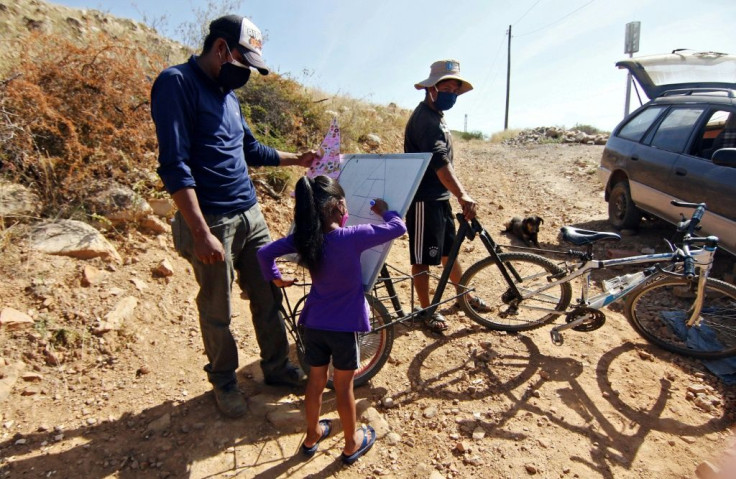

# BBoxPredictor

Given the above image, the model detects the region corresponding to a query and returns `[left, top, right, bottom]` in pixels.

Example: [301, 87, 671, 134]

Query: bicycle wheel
[625, 276, 736, 359]
[292, 294, 394, 388]
[459, 252, 572, 331]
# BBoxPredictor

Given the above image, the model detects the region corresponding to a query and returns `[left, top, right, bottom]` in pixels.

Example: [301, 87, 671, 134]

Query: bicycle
[458, 200, 736, 359]
[277, 210, 495, 388]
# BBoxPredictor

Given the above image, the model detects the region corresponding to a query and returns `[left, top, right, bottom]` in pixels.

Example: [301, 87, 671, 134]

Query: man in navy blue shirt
[151, 14, 316, 418]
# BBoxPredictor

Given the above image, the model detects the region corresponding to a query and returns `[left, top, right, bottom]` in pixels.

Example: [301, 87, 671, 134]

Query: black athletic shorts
[303, 328, 360, 371]
[406, 200, 456, 266]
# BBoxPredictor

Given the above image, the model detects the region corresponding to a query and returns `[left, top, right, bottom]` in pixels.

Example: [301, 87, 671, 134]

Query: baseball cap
[209, 15, 269, 75]
[414, 59, 473, 95]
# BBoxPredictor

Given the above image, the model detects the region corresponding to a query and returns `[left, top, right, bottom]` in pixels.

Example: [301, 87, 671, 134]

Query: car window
[618, 106, 666, 142]
[650, 107, 704, 153]
[692, 109, 736, 159]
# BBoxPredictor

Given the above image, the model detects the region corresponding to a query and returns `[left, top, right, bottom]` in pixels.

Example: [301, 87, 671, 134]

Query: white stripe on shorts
[353, 332, 360, 367]
[414, 201, 425, 263]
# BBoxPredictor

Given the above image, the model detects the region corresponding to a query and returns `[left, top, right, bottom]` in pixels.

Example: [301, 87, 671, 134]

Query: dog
[503, 216, 544, 247]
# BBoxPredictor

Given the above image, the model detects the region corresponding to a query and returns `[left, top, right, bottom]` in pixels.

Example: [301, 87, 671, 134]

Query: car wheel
[608, 181, 641, 230]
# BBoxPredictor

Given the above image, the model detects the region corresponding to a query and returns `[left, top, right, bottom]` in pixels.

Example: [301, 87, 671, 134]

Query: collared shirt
[151, 55, 280, 215]
[257, 212, 406, 332]
[404, 101, 453, 201]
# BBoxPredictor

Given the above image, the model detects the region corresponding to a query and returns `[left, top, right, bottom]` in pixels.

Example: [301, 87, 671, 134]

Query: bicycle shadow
[384, 327, 734, 477]
[0, 351, 364, 479]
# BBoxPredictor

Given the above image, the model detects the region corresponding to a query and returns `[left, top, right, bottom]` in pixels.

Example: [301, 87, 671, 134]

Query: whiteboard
[337, 153, 432, 291]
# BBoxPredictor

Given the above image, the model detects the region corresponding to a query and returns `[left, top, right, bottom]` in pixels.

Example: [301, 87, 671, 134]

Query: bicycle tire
[292, 294, 394, 388]
[624, 276, 736, 359]
[459, 252, 572, 331]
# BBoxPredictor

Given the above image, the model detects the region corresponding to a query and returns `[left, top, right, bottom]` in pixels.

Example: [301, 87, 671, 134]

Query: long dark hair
[293, 175, 346, 271]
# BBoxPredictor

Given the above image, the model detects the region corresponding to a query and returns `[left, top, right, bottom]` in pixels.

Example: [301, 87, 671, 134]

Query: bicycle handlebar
[673, 200, 706, 236]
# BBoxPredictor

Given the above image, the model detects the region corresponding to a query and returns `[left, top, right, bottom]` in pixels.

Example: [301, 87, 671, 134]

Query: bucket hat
[414, 59, 473, 94]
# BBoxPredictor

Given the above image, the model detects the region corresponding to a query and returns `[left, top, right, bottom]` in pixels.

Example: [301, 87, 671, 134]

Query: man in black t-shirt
[404, 59, 491, 333]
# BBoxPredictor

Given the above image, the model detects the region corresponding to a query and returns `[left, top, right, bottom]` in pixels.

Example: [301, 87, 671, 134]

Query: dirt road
[1, 141, 734, 478]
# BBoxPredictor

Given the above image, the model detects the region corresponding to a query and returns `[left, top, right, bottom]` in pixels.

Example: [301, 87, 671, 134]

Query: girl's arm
[256, 236, 298, 283]
[353, 210, 407, 251]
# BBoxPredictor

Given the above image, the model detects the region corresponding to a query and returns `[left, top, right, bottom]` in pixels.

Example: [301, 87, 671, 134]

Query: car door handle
[674, 167, 687, 176]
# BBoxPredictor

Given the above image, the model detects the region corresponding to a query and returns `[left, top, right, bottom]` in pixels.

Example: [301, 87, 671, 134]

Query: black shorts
[406, 200, 456, 266]
[303, 328, 360, 371]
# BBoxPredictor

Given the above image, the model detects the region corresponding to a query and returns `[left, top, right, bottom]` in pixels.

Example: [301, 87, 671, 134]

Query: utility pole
[624, 21, 640, 117]
[464, 114, 468, 133]
[504, 25, 511, 130]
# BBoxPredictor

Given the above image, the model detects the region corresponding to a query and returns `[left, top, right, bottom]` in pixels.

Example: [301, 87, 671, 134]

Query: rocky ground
[1, 140, 735, 479]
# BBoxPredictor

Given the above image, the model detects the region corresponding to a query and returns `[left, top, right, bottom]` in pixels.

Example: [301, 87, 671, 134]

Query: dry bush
[0, 32, 164, 217]
[489, 128, 522, 144]
[0, 30, 413, 221]
[308, 89, 411, 153]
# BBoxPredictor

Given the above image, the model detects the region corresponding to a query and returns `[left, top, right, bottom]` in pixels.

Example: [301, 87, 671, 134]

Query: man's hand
[273, 277, 296, 288]
[193, 231, 226, 264]
[279, 150, 320, 168]
[295, 150, 320, 168]
[458, 194, 477, 221]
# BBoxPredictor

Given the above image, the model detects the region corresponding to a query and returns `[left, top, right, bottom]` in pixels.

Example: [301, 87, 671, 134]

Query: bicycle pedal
[550, 329, 564, 346]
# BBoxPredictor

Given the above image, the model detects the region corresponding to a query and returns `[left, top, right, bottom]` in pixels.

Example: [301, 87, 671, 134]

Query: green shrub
[460, 130, 485, 141]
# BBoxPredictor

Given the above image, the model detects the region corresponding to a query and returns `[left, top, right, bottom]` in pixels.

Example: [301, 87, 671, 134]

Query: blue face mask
[432, 88, 458, 111]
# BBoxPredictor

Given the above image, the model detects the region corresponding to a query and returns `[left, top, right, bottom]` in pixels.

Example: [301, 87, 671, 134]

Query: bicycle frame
[369, 214, 520, 331]
[501, 235, 718, 337]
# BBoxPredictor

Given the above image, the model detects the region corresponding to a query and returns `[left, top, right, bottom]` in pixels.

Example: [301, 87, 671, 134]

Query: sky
[55, 0, 736, 136]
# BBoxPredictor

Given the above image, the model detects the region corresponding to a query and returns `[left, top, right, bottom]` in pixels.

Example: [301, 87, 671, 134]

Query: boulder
[30, 219, 122, 263]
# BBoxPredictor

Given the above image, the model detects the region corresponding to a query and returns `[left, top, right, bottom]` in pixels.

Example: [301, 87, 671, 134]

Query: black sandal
[423, 312, 448, 333]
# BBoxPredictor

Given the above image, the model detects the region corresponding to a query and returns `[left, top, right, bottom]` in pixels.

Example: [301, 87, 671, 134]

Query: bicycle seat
[560, 227, 621, 246]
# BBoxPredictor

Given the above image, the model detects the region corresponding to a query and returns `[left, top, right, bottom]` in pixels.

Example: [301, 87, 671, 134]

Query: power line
[512, 0, 544, 26]
[514, 0, 596, 37]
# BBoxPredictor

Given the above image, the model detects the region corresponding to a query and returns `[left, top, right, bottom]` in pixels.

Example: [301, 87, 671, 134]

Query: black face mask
[217, 62, 251, 91]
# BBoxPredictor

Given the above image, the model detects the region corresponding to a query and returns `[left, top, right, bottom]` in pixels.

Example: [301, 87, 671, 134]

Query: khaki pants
[172, 203, 289, 388]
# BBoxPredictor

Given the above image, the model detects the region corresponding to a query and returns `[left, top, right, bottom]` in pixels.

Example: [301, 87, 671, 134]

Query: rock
[0, 181, 40, 221]
[81, 265, 106, 286]
[248, 393, 304, 431]
[94, 296, 138, 334]
[266, 407, 303, 431]
[472, 426, 486, 440]
[21, 372, 43, 382]
[358, 133, 381, 150]
[429, 471, 446, 479]
[360, 407, 390, 439]
[0, 360, 26, 402]
[152, 258, 174, 277]
[148, 198, 175, 217]
[140, 214, 168, 234]
[687, 384, 708, 395]
[382, 396, 395, 408]
[454, 441, 469, 453]
[385, 431, 401, 445]
[146, 413, 171, 434]
[21, 386, 41, 396]
[0, 308, 34, 330]
[87, 183, 152, 224]
[30, 219, 122, 263]
[525, 463, 538, 474]
[423, 406, 438, 418]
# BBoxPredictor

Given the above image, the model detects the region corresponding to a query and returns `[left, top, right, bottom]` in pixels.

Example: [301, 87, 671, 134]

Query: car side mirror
[712, 148, 736, 167]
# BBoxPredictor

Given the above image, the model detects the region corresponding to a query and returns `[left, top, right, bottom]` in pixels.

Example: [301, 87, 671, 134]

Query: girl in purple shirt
[257, 175, 405, 464]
